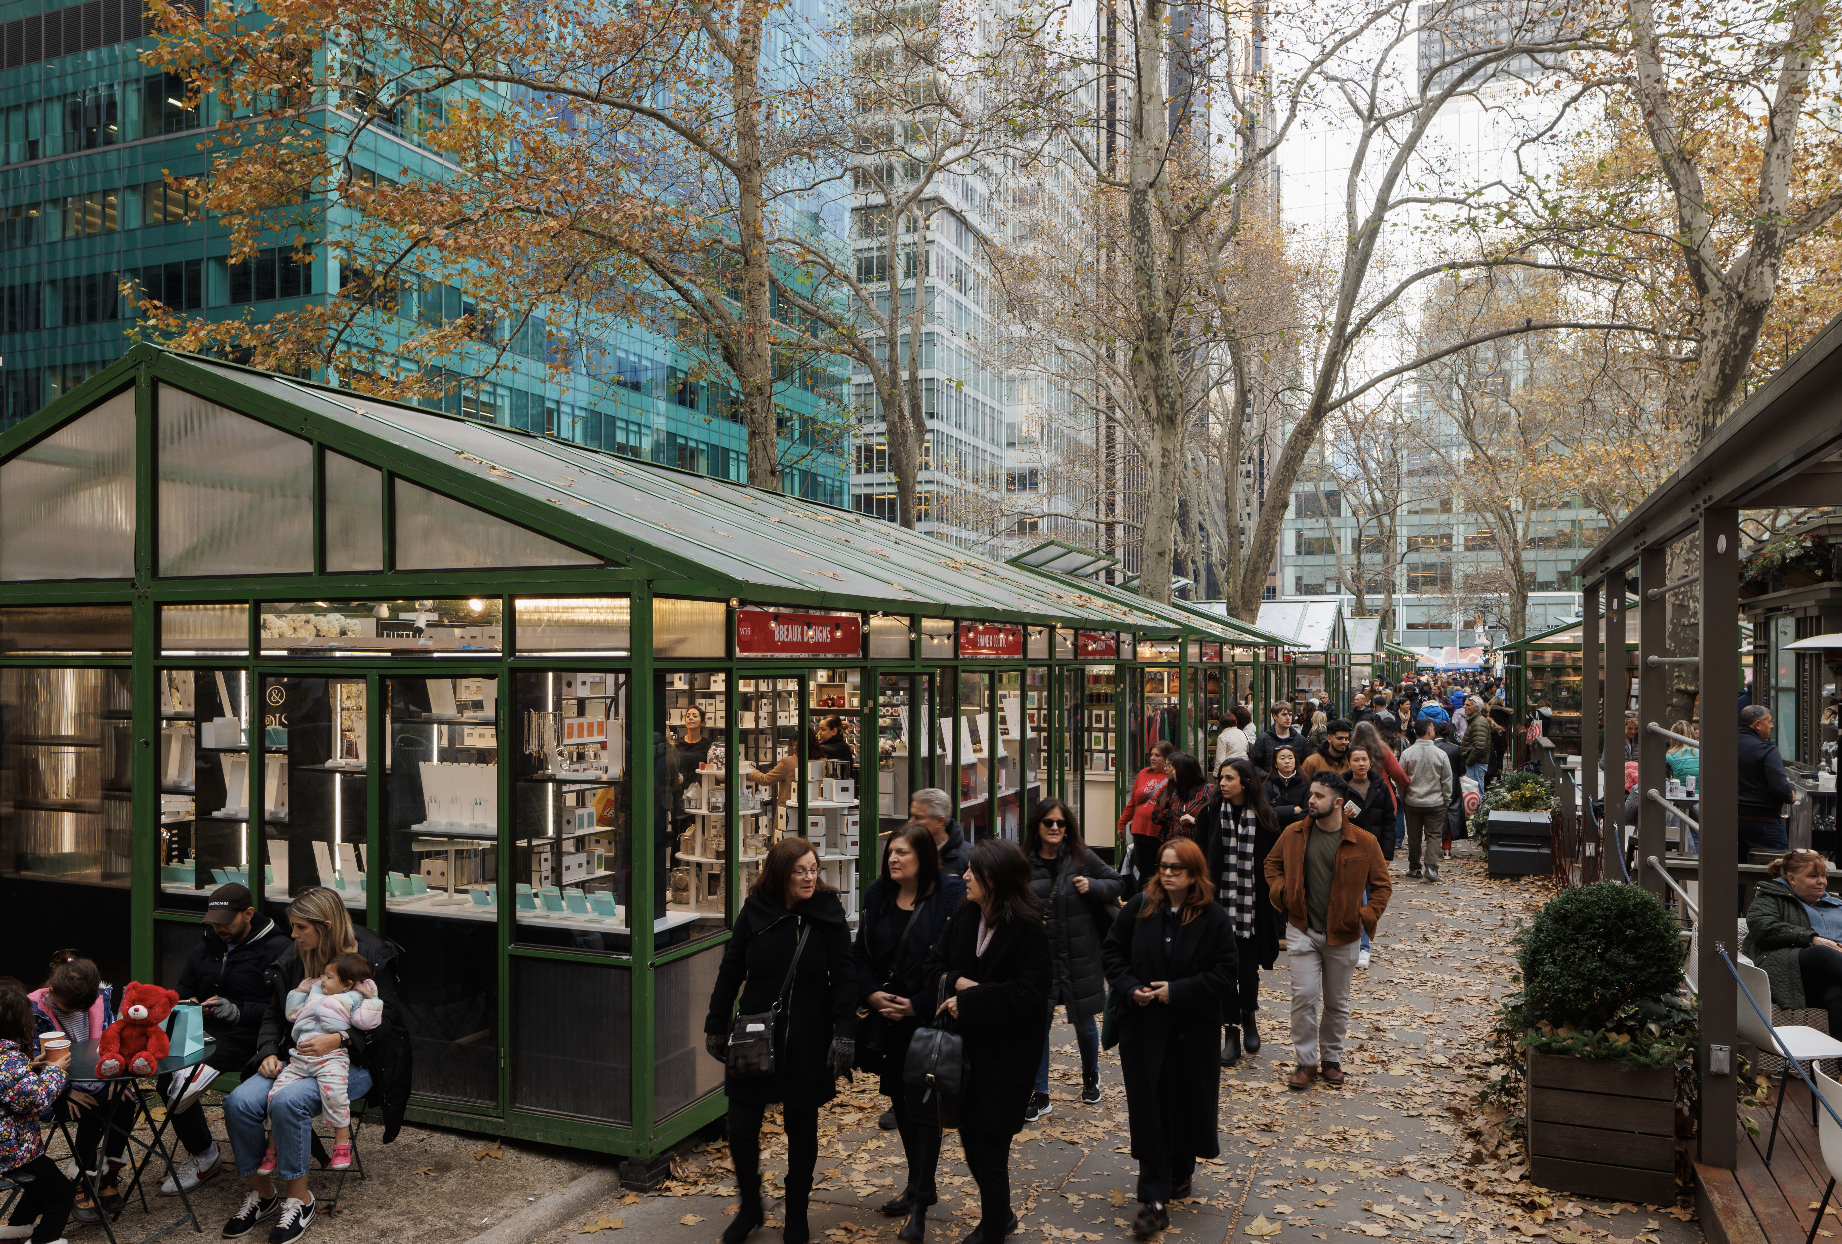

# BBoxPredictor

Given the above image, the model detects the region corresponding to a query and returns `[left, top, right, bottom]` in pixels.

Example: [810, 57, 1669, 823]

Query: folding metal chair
[306, 1095, 369, 1212]
[1806, 1065, 1842, 1244]
[0, 1171, 30, 1225]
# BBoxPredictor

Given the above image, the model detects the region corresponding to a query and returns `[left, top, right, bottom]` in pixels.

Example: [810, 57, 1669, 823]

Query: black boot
[724, 1175, 765, 1244]
[1220, 1024, 1241, 1067]
[880, 1185, 915, 1218]
[782, 1174, 812, 1244]
[897, 1199, 927, 1241]
[1242, 1009, 1262, 1056]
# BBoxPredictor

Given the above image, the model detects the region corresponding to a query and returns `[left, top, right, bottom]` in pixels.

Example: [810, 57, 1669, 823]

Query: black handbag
[859, 891, 931, 1053]
[903, 976, 968, 1129]
[727, 922, 810, 1078]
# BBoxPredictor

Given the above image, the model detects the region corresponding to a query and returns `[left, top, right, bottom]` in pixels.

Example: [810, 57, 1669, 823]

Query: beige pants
[1287, 925, 1361, 1067]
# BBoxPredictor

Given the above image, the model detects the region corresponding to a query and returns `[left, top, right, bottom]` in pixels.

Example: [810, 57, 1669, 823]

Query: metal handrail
[1646, 655, 1701, 666]
[1722, 949, 1842, 1132]
[1646, 788, 1702, 832]
[1645, 573, 1700, 599]
[1646, 722, 1701, 749]
[1646, 854, 1699, 917]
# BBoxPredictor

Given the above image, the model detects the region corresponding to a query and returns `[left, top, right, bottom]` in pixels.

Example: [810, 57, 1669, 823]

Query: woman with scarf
[1146, 753, 1211, 865]
[1203, 758, 1281, 1066]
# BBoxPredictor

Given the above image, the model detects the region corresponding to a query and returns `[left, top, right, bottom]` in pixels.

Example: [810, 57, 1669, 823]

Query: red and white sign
[958, 622, 1023, 658]
[1076, 630, 1119, 659]
[735, 609, 862, 657]
[1201, 643, 1222, 663]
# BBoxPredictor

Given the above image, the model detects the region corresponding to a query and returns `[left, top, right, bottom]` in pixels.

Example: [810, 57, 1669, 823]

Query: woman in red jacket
[1118, 741, 1176, 883]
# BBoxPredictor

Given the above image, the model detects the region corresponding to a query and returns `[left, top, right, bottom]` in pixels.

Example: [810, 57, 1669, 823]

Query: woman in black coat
[1025, 799, 1126, 1115]
[1262, 746, 1309, 829]
[1102, 838, 1236, 1238]
[1341, 745, 1397, 859]
[853, 824, 966, 1241]
[1203, 758, 1280, 1067]
[919, 839, 1050, 1244]
[704, 838, 857, 1244]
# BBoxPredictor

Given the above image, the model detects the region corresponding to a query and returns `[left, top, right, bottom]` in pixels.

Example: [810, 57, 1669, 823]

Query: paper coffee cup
[40, 1032, 69, 1055]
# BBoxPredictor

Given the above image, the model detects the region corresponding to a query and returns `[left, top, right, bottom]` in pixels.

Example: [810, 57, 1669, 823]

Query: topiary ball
[1518, 881, 1683, 1025]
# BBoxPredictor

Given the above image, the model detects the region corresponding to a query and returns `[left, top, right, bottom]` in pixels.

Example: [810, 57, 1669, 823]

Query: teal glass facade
[0, 0, 848, 505]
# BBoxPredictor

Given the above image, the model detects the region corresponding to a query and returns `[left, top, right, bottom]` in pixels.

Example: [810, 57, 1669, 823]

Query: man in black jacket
[1738, 705, 1797, 856]
[1434, 723, 1465, 858]
[910, 788, 969, 875]
[159, 883, 292, 1195]
[1248, 705, 1307, 780]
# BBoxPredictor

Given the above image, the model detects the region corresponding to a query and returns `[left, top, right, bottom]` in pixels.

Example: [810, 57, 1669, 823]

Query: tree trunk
[732, 0, 779, 492]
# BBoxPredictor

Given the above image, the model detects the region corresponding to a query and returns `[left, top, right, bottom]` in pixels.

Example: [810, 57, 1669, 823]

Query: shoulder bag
[726, 921, 811, 1078]
[903, 974, 968, 1129]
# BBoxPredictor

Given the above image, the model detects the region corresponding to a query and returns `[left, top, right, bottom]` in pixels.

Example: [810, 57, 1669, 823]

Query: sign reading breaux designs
[958, 622, 1024, 658]
[735, 609, 863, 657]
[1075, 630, 1119, 659]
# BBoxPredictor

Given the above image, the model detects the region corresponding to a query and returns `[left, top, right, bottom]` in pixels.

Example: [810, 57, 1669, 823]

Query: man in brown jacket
[1263, 772, 1392, 1091]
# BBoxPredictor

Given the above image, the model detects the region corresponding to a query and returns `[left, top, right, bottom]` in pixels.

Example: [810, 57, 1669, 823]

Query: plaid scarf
[1218, 801, 1257, 939]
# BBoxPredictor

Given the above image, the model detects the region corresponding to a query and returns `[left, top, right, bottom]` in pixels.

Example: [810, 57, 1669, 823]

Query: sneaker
[1406, 866, 1422, 878]
[266, 1196, 315, 1244]
[162, 1143, 223, 1196]
[329, 1143, 353, 1171]
[1079, 1081, 1101, 1105]
[1442, 848, 1451, 860]
[1023, 1091, 1052, 1122]
[222, 1191, 281, 1238]
[255, 1148, 278, 1176]
[0, 1225, 36, 1240]
[1424, 867, 1440, 883]
[1357, 949, 1371, 969]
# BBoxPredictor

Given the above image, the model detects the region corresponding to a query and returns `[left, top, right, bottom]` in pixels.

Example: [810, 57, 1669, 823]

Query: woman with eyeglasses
[1102, 838, 1235, 1238]
[853, 823, 965, 1241]
[919, 839, 1049, 1244]
[1204, 759, 1281, 1067]
[1023, 799, 1126, 1120]
[704, 838, 858, 1244]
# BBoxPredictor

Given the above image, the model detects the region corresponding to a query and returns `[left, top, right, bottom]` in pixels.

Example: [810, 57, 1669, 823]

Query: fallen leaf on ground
[412, 1167, 435, 1176]
[474, 1142, 503, 1161]
[579, 1216, 624, 1233]
[681, 1214, 704, 1226]
[1243, 1216, 1283, 1237]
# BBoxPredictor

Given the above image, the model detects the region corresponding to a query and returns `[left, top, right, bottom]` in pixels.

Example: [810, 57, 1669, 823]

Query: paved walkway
[538, 842, 1705, 1244]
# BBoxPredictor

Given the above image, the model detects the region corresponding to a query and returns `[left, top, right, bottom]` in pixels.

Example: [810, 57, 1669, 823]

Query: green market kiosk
[0, 346, 1290, 1169]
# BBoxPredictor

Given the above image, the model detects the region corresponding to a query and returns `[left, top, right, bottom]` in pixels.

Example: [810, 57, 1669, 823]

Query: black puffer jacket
[176, 913, 292, 1073]
[705, 890, 857, 1108]
[1029, 846, 1127, 1017]
[1264, 772, 1310, 828]
[255, 927, 413, 1143]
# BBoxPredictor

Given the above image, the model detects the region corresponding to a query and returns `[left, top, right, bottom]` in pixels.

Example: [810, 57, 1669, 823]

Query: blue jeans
[225, 1064, 374, 1181]
[1034, 1005, 1100, 1093]
[1466, 763, 1488, 792]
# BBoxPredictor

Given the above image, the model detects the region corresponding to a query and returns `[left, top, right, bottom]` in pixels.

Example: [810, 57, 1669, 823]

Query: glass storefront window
[162, 603, 249, 654]
[735, 673, 803, 879]
[992, 669, 1042, 840]
[658, 668, 731, 942]
[157, 668, 255, 910]
[955, 669, 991, 842]
[919, 618, 953, 660]
[867, 614, 912, 659]
[260, 600, 503, 654]
[158, 386, 313, 577]
[1027, 627, 1049, 660]
[877, 674, 916, 838]
[0, 605, 133, 654]
[323, 451, 384, 573]
[386, 674, 500, 1104]
[1, 666, 132, 985]
[515, 597, 632, 654]
[1135, 665, 1178, 770]
[654, 598, 727, 659]
[258, 676, 367, 920]
[809, 669, 862, 916]
[0, 390, 136, 582]
[512, 671, 633, 953]
[1082, 666, 1117, 841]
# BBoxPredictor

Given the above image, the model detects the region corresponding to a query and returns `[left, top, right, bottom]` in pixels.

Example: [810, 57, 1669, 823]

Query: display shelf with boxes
[783, 759, 862, 920]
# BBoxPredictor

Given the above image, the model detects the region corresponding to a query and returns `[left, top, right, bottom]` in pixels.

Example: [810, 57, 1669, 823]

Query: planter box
[1526, 1051, 1678, 1205]
[1487, 809, 1555, 878]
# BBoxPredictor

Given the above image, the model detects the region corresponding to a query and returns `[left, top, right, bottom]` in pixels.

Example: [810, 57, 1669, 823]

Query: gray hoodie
[1401, 737, 1454, 810]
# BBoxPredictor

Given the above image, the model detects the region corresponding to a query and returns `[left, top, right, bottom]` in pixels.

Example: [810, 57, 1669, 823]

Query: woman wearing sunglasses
[1102, 838, 1235, 1239]
[1022, 799, 1126, 1119]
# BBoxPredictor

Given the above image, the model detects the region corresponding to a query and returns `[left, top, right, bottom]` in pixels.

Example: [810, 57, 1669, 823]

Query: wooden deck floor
[1697, 1079, 1837, 1244]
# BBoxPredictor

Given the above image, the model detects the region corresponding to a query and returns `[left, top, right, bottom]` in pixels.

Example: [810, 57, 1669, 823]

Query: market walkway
[537, 844, 1707, 1244]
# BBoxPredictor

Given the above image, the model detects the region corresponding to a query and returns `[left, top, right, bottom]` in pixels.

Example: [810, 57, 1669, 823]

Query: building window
[225, 246, 314, 305]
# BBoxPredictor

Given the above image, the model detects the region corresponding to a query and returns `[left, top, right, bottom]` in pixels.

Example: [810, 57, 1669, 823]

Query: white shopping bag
[1461, 775, 1482, 816]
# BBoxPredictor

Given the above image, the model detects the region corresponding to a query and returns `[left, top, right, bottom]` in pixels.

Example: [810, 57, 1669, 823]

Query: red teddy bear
[96, 982, 178, 1078]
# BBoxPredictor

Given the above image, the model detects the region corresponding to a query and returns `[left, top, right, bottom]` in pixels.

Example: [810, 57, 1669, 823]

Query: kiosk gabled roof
[0, 347, 1229, 635]
[1250, 598, 1348, 653]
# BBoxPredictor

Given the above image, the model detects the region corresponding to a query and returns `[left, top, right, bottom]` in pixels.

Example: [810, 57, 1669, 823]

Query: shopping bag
[1460, 775, 1482, 816]
[166, 1002, 207, 1061]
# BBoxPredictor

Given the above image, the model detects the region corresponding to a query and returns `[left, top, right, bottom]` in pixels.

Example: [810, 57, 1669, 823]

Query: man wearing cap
[157, 883, 291, 1195]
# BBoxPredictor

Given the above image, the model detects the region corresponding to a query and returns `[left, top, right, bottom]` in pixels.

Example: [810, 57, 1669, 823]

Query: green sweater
[1743, 878, 1815, 1009]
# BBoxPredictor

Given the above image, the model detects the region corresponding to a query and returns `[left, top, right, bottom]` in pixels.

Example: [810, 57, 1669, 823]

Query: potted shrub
[1491, 882, 1693, 1204]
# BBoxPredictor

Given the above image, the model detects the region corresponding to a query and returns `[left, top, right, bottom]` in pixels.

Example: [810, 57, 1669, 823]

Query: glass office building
[0, 0, 848, 503]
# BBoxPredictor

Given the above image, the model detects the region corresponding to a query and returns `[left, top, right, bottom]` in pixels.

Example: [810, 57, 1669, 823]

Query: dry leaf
[620, 1193, 643, 1206]
[681, 1214, 704, 1226]
[1109, 1189, 1127, 1207]
[412, 1166, 435, 1176]
[1243, 1216, 1283, 1238]
[579, 1216, 625, 1233]
[474, 1142, 503, 1161]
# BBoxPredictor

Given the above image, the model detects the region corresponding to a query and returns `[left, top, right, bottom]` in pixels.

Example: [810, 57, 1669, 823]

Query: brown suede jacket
[1262, 812, 1393, 947]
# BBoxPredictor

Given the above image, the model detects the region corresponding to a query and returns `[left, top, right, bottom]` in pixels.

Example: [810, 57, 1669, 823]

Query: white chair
[1736, 960, 1842, 1164]
[1805, 1065, 1842, 1244]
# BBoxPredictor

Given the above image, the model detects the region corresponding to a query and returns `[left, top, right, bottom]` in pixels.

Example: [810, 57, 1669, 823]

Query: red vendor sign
[1201, 643, 1222, 663]
[958, 622, 1023, 658]
[1075, 630, 1119, 659]
[735, 610, 863, 657]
